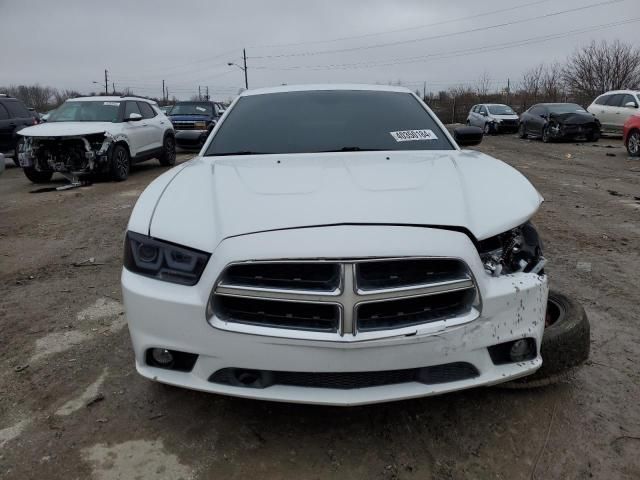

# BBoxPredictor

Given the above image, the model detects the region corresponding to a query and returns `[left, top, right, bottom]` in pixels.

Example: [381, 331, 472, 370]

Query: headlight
[477, 222, 545, 276]
[494, 118, 502, 123]
[124, 231, 210, 285]
[194, 121, 207, 129]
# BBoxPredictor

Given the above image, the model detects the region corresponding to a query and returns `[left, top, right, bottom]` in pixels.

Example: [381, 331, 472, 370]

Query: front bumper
[174, 129, 209, 147]
[123, 225, 548, 405]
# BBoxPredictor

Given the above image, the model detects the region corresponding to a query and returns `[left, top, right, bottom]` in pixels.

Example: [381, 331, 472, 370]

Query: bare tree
[520, 64, 544, 105]
[541, 62, 565, 102]
[564, 40, 640, 101]
[476, 71, 492, 97]
[53, 89, 81, 107]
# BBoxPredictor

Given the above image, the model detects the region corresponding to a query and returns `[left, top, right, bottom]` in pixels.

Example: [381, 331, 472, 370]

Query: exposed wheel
[587, 129, 600, 143]
[110, 144, 130, 181]
[627, 130, 640, 157]
[518, 123, 527, 139]
[23, 167, 53, 184]
[159, 134, 176, 166]
[13, 138, 23, 167]
[483, 122, 492, 135]
[542, 125, 552, 143]
[502, 290, 590, 389]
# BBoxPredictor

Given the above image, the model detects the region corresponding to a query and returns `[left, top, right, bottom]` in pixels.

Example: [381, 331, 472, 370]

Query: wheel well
[113, 140, 130, 155]
[626, 128, 640, 145]
[164, 131, 175, 141]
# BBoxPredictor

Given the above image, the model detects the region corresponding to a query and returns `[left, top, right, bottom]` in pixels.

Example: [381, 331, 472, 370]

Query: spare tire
[502, 290, 590, 388]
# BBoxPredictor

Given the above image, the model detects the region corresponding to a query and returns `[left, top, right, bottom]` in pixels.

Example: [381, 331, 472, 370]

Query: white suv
[17, 96, 176, 183]
[587, 90, 640, 134]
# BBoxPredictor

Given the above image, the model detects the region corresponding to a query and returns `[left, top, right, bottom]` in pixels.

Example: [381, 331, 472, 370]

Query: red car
[623, 113, 640, 157]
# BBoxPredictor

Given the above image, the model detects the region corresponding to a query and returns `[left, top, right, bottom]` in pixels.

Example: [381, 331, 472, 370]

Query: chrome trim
[209, 257, 479, 339]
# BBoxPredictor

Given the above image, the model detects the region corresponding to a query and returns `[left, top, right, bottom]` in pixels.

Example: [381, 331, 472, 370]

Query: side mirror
[127, 112, 142, 121]
[480, 111, 488, 116]
[625, 101, 638, 108]
[454, 126, 483, 147]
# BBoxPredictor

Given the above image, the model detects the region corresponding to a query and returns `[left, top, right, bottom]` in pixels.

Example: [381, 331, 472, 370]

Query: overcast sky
[0, 0, 637, 100]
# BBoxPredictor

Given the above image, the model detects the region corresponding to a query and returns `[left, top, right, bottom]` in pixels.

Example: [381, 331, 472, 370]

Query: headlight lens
[124, 231, 210, 285]
[477, 222, 545, 276]
[194, 121, 207, 129]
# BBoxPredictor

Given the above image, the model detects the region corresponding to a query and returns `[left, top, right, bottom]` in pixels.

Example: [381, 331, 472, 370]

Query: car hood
[549, 112, 596, 124]
[17, 122, 113, 137]
[149, 150, 543, 252]
[492, 114, 519, 120]
[169, 114, 211, 121]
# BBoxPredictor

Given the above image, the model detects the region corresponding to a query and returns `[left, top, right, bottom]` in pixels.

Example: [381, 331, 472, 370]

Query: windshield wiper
[210, 151, 272, 156]
[320, 147, 384, 152]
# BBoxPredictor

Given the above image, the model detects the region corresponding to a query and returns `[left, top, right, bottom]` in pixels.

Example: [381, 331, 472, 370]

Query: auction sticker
[390, 129, 438, 142]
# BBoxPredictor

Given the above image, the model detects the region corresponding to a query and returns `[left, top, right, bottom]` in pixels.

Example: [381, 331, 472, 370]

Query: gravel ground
[1, 136, 639, 479]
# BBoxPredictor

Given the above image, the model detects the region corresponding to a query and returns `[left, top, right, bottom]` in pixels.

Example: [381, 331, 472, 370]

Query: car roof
[240, 84, 414, 97]
[597, 90, 640, 96]
[67, 96, 156, 104]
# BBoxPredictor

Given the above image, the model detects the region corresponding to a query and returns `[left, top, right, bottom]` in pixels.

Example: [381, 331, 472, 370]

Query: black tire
[159, 134, 176, 166]
[23, 167, 53, 183]
[518, 123, 527, 139]
[627, 130, 640, 157]
[587, 129, 600, 143]
[503, 290, 590, 388]
[483, 122, 492, 135]
[542, 125, 552, 143]
[110, 144, 130, 181]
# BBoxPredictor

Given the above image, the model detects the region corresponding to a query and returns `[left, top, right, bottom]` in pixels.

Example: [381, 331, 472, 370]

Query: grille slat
[222, 263, 340, 291]
[209, 362, 480, 389]
[356, 288, 476, 332]
[215, 294, 340, 332]
[356, 258, 469, 291]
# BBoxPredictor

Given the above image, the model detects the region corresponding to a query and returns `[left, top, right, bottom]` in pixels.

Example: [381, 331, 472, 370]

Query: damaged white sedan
[122, 85, 548, 405]
[17, 96, 176, 183]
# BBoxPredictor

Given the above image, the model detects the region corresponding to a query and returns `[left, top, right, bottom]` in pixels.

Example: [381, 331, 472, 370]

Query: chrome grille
[210, 258, 477, 337]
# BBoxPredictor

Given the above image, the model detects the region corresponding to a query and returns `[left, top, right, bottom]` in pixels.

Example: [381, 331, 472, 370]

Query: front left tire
[110, 144, 130, 181]
[23, 167, 53, 183]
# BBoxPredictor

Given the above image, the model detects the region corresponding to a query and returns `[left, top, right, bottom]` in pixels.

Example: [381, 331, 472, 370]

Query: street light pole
[228, 49, 249, 90]
[243, 48, 248, 89]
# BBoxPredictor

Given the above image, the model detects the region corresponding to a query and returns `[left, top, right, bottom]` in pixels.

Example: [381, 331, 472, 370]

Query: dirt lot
[1, 135, 639, 480]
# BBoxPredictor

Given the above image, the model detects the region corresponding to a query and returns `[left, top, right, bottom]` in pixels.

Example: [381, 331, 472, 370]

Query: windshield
[169, 103, 212, 116]
[205, 90, 452, 155]
[487, 105, 515, 115]
[48, 101, 120, 122]
[547, 104, 587, 114]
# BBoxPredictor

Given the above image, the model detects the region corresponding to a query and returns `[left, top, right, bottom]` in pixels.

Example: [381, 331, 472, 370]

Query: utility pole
[112, 82, 115, 95]
[198, 86, 201, 100]
[243, 48, 248, 89]
[162, 80, 165, 102]
[423, 81, 426, 102]
[506, 78, 511, 104]
[206, 86, 209, 101]
[104, 69, 109, 95]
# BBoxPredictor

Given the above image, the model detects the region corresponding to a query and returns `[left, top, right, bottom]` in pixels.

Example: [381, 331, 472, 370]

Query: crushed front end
[18, 133, 114, 176]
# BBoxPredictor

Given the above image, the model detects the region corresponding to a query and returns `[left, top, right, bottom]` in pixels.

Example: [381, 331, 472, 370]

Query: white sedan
[122, 84, 548, 405]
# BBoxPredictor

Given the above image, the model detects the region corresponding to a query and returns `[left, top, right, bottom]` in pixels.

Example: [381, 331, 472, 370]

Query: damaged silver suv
[17, 96, 176, 183]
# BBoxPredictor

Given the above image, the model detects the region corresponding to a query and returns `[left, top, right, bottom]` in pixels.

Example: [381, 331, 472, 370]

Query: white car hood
[492, 114, 519, 120]
[18, 122, 114, 137]
[149, 150, 542, 252]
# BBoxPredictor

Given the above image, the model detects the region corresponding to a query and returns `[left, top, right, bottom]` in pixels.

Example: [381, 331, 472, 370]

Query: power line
[249, 0, 624, 59]
[248, 0, 554, 49]
[249, 17, 640, 71]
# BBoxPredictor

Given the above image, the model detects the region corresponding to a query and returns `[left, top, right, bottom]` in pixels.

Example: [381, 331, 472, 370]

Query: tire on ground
[159, 134, 176, 166]
[23, 167, 53, 183]
[502, 290, 590, 388]
[110, 143, 130, 181]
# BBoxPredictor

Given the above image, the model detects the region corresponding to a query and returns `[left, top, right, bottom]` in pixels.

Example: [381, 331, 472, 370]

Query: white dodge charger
[122, 85, 548, 406]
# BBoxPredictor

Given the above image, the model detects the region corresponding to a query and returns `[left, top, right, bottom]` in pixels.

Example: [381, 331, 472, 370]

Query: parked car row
[466, 89, 640, 156]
